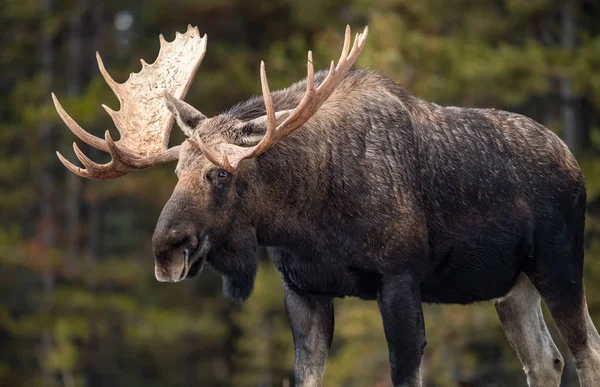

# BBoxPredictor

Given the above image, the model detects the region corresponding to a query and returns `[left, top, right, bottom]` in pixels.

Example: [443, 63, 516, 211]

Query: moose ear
[237, 110, 292, 146]
[163, 91, 206, 137]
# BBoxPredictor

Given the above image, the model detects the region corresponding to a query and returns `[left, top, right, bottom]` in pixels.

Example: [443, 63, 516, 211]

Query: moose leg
[536, 286, 600, 387]
[284, 281, 334, 387]
[494, 274, 563, 387]
[528, 249, 600, 386]
[377, 274, 425, 387]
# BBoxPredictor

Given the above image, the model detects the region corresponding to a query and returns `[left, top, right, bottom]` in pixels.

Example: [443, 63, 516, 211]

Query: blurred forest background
[2, 0, 600, 386]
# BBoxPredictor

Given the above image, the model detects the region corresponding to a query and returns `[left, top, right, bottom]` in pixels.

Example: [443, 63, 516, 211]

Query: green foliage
[232, 260, 294, 387]
[2, 0, 600, 386]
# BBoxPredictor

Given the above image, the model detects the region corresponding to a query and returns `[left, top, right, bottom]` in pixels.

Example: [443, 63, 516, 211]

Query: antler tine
[96, 52, 122, 102]
[159, 34, 168, 48]
[258, 61, 277, 147]
[52, 93, 110, 152]
[56, 150, 97, 179]
[72, 142, 104, 172]
[189, 134, 232, 171]
[266, 50, 320, 140]
[338, 25, 351, 65]
[198, 25, 368, 172]
[306, 51, 316, 93]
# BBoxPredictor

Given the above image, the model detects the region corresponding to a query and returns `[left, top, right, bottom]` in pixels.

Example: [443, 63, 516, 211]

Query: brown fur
[154, 68, 595, 386]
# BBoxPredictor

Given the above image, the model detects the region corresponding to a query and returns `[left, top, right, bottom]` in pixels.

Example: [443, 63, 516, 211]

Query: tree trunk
[65, 4, 84, 270]
[39, 0, 56, 383]
[87, 1, 104, 263]
[561, 0, 588, 152]
[39, 0, 56, 277]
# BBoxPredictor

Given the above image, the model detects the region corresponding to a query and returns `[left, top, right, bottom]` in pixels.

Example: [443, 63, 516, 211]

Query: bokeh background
[2, 0, 600, 386]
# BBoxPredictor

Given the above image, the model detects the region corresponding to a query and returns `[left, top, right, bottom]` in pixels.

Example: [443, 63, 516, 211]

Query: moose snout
[152, 221, 200, 282]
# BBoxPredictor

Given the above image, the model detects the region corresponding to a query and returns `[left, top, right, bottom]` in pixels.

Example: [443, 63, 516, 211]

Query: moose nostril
[186, 233, 199, 252]
[167, 228, 189, 247]
[152, 221, 197, 257]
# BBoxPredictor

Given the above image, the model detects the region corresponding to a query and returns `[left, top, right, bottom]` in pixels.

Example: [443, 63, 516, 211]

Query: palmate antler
[189, 25, 369, 172]
[54, 25, 207, 179]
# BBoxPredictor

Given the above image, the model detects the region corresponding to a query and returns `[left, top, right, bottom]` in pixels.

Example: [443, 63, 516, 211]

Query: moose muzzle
[152, 195, 210, 282]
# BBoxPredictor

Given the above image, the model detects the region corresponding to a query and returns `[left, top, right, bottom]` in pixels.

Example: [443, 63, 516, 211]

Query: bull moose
[52, 25, 600, 387]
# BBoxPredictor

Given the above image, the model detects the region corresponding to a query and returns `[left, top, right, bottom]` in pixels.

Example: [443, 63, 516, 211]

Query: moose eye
[217, 169, 229, 180]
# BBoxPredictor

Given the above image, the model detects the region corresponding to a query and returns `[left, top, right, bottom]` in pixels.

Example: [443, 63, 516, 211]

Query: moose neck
[246, 118, 388, 256]
[247, 130, 335, 250]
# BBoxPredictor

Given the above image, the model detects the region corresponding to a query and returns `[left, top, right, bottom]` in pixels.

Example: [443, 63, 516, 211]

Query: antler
[189, 25, 368, 171]
[54, 25, 207, 180]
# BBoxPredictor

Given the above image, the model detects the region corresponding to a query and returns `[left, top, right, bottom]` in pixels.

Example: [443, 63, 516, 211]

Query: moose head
[53, 25, 368, 301]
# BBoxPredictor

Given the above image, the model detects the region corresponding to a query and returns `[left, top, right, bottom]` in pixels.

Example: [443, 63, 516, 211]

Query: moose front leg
[284, 281, 334, 387]
[377, 274, 425, 387]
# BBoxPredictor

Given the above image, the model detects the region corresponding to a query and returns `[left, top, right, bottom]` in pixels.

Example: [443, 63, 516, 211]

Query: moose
[53, 25, 600, 387]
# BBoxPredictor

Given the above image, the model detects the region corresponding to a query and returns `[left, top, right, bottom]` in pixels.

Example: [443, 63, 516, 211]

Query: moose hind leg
[527, 188, 600, 386]
[529, 257, 600, 386]
[544, 291, 600, 387]
[494, 274, 563, 387]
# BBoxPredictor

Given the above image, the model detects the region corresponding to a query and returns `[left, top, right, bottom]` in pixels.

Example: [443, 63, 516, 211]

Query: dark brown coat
[154, 69, 599, 386]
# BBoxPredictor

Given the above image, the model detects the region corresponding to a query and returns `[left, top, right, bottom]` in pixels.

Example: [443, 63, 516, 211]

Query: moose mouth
[179, 236, 211, 281]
